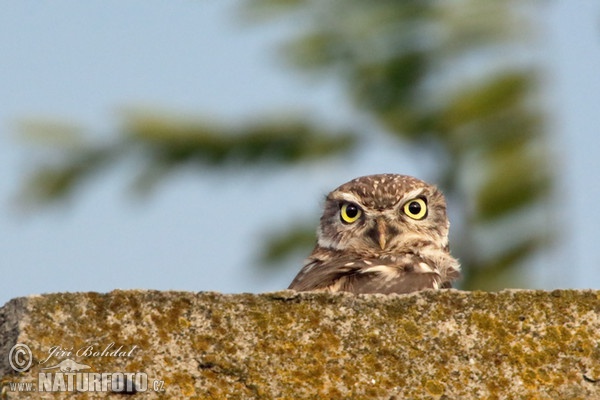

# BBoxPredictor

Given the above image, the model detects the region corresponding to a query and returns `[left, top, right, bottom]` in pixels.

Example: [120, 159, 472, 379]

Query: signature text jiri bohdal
[40, 343, 139, 364]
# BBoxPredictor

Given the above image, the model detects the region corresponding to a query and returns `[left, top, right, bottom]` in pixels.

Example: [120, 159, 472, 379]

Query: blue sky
[1, 1, 599, 305]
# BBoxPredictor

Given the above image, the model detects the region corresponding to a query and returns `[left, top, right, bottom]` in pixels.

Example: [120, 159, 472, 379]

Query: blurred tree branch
[18, 114, 357, 206]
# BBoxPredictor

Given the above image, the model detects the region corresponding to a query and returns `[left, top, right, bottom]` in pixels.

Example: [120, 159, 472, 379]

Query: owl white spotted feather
[288, 174, 460, 294]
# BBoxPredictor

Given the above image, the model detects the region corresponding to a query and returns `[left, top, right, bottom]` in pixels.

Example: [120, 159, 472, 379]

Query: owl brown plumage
[288, 174, 460, 294]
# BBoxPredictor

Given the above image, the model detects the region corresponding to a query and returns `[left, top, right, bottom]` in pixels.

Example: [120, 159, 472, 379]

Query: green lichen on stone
[2, 289, 600, 399]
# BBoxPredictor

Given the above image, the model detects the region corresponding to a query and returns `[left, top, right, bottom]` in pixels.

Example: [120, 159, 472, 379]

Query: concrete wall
[1, 289, 600, 398]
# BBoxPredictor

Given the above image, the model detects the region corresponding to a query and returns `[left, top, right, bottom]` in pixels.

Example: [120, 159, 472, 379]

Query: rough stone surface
[1, 289, 600, 399]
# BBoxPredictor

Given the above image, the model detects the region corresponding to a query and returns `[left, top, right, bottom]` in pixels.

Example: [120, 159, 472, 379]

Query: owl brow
[330, 192, 363, 206]
[398, 188, 428, 205]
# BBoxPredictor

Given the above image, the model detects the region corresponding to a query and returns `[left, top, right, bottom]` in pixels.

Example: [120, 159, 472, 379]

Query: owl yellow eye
[403, 198, 427, 220]
[340, 203, 362, 224]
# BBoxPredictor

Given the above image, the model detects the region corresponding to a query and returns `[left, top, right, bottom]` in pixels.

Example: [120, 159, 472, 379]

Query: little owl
[288, 174, 460, 294]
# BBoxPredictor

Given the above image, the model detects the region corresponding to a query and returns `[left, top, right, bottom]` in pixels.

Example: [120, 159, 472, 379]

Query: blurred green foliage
[244, 0, 553, 290]
[18, 0, 553, 290]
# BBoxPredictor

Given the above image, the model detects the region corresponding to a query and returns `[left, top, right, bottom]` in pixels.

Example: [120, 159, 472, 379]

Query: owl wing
[288, 254, 443, 295]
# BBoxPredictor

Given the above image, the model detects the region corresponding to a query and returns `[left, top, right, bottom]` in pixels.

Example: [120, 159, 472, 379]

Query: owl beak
[376, 218, 387, 250]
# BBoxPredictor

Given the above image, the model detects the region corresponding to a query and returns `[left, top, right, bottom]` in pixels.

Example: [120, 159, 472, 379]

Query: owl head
[316, 174, 450, 257]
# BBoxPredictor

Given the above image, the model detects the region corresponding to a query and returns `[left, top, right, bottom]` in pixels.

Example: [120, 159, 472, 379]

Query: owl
[288, 174, 460, 294]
